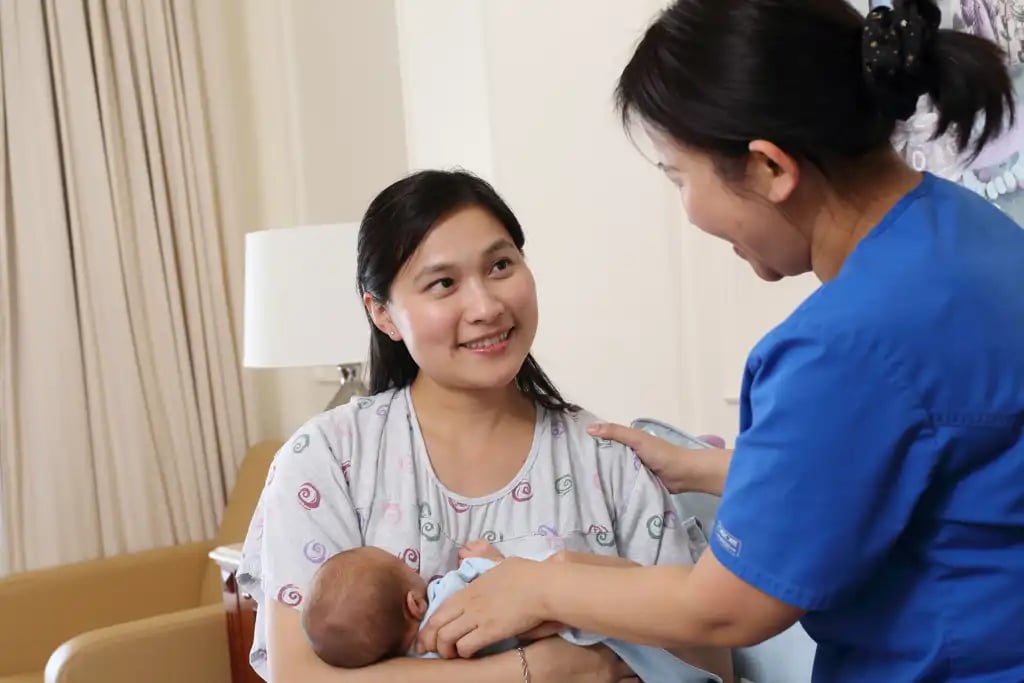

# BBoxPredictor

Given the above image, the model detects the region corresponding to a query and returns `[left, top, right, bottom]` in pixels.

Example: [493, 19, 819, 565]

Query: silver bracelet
[516, 646, 531, 683]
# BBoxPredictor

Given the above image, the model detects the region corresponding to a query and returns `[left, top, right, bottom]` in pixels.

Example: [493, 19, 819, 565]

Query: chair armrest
[45, 604, 230, 683]
[0, 541, 213, 675]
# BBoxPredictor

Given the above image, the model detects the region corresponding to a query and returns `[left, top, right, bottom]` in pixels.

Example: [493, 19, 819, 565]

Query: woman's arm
[268, 600, 521, 682]
[587, 423, 731, 496]
[267, 600, 632, 683]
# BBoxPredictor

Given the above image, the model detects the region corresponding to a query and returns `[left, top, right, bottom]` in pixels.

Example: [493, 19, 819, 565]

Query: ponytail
[929, 29, 1015, 159]
[863, 0, 1014, 161]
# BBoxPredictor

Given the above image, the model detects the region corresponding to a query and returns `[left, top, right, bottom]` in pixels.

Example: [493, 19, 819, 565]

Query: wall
[226, 0, 859, 442]
[395, 0, 689, 428]
[677, 234, 819, 441]
[208, 0, 409, 441]
[394, 0, 822, 442]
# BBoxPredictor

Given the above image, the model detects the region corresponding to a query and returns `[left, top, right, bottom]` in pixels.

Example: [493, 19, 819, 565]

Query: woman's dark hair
[356, 169, 577, 412]
[616, 0, 1014, 176]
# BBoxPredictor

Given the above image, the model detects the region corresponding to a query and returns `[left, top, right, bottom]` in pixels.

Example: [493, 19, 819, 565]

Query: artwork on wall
[891, 0, 1024, 223]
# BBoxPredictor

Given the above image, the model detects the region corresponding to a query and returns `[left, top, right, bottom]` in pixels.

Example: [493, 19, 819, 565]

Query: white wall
[395, 0, 689, 427]
[393, 0, 823, 440]
[677, 235, 819, 441]
[215, 0, 409, 440]
[226, 0, 832, 442]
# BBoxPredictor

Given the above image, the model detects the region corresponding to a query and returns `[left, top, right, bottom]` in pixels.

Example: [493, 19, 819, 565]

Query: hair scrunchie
[862, 0, 942, 120]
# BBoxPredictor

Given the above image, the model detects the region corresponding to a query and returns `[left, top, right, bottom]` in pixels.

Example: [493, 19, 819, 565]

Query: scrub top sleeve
[711, 329, 934, 611]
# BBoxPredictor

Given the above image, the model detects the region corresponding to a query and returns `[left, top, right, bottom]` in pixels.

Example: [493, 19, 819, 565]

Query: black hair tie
[862, 0, 942, 120]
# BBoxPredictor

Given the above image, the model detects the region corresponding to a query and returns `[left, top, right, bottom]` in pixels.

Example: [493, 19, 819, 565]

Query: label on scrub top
[714, 520, 742, 557]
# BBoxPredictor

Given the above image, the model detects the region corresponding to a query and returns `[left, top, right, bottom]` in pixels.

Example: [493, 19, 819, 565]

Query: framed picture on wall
[891, 0, 1024, 224]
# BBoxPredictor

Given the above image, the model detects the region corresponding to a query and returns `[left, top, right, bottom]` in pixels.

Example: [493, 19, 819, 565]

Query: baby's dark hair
[617, 0, 1014, 177]
[301, 549, 411, 668]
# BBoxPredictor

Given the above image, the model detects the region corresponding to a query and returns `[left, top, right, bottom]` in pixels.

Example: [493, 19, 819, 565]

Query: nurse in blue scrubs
[417, 1, 1024, 681]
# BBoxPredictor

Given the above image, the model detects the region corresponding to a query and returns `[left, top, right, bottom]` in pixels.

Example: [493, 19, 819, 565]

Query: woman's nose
[464, 281, 503, 322]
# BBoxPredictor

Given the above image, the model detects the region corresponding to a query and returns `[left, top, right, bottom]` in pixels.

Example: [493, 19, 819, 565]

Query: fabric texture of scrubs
[712, 173, 1024, 682]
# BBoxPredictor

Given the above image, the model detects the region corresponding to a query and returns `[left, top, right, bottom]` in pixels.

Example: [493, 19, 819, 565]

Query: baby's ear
[405, 589, 428, 621]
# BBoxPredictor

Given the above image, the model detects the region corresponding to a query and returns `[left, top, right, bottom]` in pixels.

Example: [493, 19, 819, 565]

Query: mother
[418, 1, 1024, 682]
[238, 169, 730, 681]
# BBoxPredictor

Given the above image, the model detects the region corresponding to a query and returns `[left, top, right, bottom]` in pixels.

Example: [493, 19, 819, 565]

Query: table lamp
[243, 223, 370, 409]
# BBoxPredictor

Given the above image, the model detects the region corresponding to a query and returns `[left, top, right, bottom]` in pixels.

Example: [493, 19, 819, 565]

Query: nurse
[417, 1, 1024, 681]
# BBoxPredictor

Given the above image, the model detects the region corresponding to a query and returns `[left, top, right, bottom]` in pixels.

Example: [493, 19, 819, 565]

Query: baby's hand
[459, 539, 503, 562]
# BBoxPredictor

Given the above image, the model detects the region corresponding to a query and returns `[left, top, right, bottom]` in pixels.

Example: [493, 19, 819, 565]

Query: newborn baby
[301, 541, 522, 667]
[301, 542, 726, 682]
[301, 545, 428, 667]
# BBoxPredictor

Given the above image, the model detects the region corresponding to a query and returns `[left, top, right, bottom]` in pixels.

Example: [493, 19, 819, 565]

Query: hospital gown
[237, 387, 708, 680]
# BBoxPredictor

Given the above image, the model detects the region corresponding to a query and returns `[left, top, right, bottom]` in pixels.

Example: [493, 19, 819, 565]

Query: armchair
[0, 440, 282, 683]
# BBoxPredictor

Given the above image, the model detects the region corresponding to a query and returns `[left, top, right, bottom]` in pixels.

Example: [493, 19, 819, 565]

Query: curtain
[0, 0, 249, 574]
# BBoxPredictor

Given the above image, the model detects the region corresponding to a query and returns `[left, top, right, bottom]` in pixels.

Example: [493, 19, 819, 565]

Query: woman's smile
[459, 327, 514, 354]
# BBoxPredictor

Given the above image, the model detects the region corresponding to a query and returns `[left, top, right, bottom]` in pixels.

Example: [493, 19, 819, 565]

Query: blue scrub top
[711, 173, 1024, 682]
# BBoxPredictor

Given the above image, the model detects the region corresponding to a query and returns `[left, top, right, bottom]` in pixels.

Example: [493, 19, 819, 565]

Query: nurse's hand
[417, 557, 548, 659]
[587, 422, 732, 496]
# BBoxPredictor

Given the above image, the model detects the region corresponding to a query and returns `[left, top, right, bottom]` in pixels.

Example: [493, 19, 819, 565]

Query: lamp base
[325, 363, 368, 410]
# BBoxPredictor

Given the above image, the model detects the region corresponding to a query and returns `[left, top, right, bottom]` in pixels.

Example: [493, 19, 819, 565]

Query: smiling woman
[236, 169, 731, 683]
[355, 170, 573, 409]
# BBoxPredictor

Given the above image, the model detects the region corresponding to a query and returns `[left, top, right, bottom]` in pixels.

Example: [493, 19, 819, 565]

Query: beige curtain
[0, 0, 249, 575]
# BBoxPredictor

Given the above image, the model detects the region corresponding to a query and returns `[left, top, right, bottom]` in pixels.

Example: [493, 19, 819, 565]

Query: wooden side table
[210, 543, 263, 683]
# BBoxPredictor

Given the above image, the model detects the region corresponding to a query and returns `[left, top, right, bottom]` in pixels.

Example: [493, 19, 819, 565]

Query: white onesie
[238, 387, 708, 679]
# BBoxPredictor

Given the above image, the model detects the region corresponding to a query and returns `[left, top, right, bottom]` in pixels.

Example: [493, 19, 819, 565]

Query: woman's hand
[417, 557, 550, 659]
[525, 638, 638, 683]
[587, 422, 732, 495]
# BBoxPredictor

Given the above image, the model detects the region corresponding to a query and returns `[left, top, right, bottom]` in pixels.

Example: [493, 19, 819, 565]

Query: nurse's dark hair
[356, 169, 577, 412]
[616, 0, 1014, 177]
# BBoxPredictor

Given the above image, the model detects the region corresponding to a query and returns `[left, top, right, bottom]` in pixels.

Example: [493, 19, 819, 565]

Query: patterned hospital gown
[238, 388, 708, 679]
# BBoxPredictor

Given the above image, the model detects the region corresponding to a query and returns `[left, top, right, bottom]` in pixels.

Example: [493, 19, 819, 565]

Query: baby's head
[302, 546, 428, 668]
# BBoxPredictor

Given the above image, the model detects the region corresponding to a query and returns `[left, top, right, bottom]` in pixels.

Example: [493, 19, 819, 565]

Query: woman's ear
[363, 292, 401, 341]
[747, 140, 799, 204]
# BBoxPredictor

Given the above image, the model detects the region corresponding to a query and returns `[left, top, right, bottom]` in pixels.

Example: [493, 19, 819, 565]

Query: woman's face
[370, 205, 539, 392]
[647, 128, 812, 281]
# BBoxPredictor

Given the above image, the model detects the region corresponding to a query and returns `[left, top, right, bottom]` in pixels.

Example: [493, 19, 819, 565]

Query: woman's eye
[428, 277, 455, 292]
[491, 257, 513, 273]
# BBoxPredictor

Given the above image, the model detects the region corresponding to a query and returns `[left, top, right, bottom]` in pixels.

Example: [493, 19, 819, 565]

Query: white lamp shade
[243, 223, 369, 368]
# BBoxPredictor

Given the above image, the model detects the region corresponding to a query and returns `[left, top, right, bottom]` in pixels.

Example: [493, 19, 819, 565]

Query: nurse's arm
[540, 553, 734, 682]
[542, 550, 804, 648]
